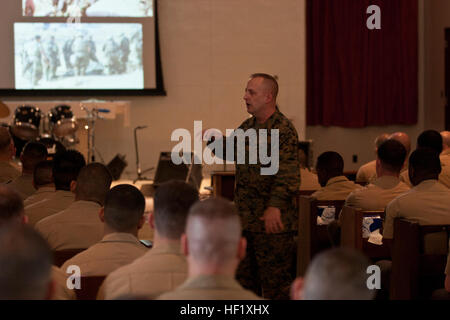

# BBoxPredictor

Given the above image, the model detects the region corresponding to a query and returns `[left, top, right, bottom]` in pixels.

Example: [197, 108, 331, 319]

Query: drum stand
[81, 106, 105, 164]
[133, 125, 154, 183]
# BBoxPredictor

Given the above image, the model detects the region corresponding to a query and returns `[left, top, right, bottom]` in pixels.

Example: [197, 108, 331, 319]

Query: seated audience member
[99, 180, 199, 300]
[389, 132, 412, 186]
[0, 224, 54, 300]
[8, 142, 48, 200]
[413, 130, 450, 188]
[383, 148, 450, 252]
[36, 163, 112, 250]
[345, 140, 410, 211]
[440, 131, 450, 188]
[61, 184, 148, 276]
[311, 151, 362, 200]
[0, 127, 20, 183]
[26, 150, 86, 226]
[24, 160, 55, 207]
[299, 148, 320, 190]
[356, 133, 390, 184]
[290, 248, 374, 300]
[158, 197, 262, 300]
[0, 184, 74, 300]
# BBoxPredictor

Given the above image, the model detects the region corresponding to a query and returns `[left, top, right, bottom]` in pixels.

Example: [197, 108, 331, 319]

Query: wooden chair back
[340, 206, 388, 259]
[75, 276, 106, 300]
[297, 196, 345, 276]
[53, 249, 85, 268]
[390, 219, 450, 300]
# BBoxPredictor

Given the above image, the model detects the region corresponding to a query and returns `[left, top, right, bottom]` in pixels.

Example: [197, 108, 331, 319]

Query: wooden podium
[211, 171, 235, 201]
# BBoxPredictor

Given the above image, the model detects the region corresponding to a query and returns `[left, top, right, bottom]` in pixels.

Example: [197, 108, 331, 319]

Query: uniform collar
[100, 232, 141, 245]
[325, 176, 349, 186]
[180, 274, 241, 290]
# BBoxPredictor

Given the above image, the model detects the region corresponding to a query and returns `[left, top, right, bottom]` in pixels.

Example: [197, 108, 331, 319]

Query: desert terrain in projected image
[15, 23, 144, 90]
[23, 0, 153, 17]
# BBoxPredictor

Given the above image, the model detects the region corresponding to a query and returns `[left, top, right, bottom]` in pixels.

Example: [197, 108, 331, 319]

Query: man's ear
[148, 212, 155, 230]
[45, 279, 56, 300]
[137, 214, 146, 230]
[290, 277, 305, 300]
[237, 237, 247, 261]
[22, 214, 29, 225]
[98, 207, 105, 223]
[181, 234, 189, 256]
[70, 180, 77, 194]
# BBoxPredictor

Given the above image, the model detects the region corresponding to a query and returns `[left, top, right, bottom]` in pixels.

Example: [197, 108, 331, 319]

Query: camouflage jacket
[232, 109, 300, 233]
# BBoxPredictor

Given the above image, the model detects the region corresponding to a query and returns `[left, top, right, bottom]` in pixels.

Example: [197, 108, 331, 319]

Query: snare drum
[48, 105, 78, 137]
[11, 106, 41, 140]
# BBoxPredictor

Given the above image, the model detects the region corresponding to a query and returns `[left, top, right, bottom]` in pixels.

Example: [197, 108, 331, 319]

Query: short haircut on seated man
[75, 163, 112, 206]
[377, 139, 407, 173]
[21, 141, 48, 172]
[0, 185, 25, 225]
[408, 147, 442, 185]
[33, 160, 53, 187]
[301, 248, 374, 300]
[186, 197, 241, 266]
[316, 151, 344, 175]
[104, 184, 146, 232]
[153, 180, 199, 239]
[52, 149, 86, 190]
[0, 224, 53, 300]
[417, 130, 443, 154]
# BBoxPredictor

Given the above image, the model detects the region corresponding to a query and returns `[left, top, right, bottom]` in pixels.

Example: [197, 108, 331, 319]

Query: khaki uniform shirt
[61, 233, 147, 277]
[24, 185, 55, 207]
[311, 176, 362, 201]
[345, 176, 410, 211]
[157, 274, 263, 300]
[356, 160, 376, 184]
[7, 173, 36, 200]
[99, 242, 187, 300]
[51, 266, 76, 300]
[383, 180, 450, 253]
[25, 190, 74, 227]
[0, 161, 21, 183]
[300, 168, 321, 191]
[35, 200, 103, 250]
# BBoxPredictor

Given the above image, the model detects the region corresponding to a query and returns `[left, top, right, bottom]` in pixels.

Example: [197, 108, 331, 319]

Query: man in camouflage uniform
[72, 34, 90, 76]
[45, 36, 60, 81]
[214, 74, 300, 299]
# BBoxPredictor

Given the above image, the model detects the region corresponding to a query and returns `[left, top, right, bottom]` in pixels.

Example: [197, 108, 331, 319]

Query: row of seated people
[0, 181, 382, 300]
[0, 123, 449, 299]
[299, 130, 450, 299]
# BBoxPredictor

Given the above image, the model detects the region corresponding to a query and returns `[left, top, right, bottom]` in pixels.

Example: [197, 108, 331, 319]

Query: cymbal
[81, 98, 107, 104]
[0, 101, 10, 118]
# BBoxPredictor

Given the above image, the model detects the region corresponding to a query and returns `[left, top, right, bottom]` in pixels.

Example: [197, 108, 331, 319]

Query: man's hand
[259, 207, 284, 234]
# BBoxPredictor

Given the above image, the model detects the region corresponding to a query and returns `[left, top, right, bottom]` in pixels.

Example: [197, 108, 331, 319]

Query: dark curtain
[306, 0, 418, 127]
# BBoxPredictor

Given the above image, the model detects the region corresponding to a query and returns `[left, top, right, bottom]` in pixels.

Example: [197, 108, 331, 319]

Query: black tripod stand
[133, 125, 154, 183]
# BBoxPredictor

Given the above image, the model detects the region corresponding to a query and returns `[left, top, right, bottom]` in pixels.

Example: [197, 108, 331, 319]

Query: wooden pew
[53, 249, 85, 268]
[390, 219, 450, 300]
[297, 196, 345, 276]
[75, 276, 106, 300]
[340, 206, 389, 260]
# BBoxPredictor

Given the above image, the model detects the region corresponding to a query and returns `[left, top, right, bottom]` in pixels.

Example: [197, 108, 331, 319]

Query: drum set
[9, 104, 79, 156]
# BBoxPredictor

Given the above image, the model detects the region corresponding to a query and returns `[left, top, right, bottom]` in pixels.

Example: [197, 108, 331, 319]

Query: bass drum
[48, 105, 78, 138]
[11, 106, 41, 141]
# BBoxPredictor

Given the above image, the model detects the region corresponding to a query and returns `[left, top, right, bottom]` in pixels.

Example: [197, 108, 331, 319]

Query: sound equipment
[153, 152, 202, 190]
[106, 154, 127, 180]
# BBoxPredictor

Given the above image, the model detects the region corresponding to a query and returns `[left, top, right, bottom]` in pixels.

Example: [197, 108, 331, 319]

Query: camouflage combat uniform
[231, 108, 300, 300]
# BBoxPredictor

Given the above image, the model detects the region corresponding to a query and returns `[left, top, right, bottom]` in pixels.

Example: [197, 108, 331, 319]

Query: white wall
[3, 0, 307, 179]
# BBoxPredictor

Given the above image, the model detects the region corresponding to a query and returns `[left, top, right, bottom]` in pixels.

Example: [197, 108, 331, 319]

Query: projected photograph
[23, 0, 153, 17]
[15, 23, 144, 90]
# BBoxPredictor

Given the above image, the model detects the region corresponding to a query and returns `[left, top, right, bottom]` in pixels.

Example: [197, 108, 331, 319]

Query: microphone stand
[133, 125, 154, 183]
